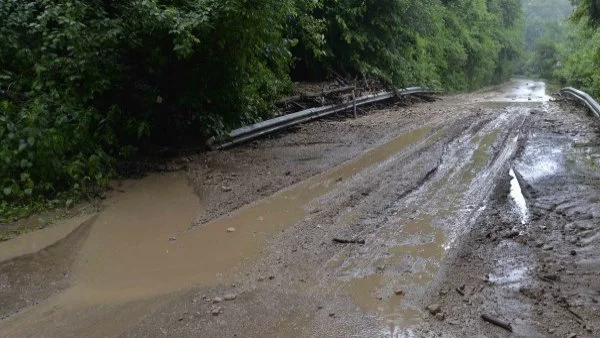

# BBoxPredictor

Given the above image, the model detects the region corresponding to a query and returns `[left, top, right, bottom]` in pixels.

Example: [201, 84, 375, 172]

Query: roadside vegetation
[0, 0, 524, 220]
[519, 0, 600, 98]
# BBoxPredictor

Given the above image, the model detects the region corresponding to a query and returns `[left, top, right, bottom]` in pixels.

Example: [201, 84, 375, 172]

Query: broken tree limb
[276, 86, 356, 105]
[332, 238, 365, 245]
[481, 314, 512, 332]
[352, 89, 357, 118]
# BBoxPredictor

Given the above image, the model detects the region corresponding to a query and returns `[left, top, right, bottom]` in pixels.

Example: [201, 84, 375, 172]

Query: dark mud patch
[424, 101, 600, 337]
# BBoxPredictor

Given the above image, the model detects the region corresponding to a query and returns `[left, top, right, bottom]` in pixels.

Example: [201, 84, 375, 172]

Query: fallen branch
[277, 86, 356, 105]
[332, 238, 365, 245]
[481, 314, 512, 332]
[565, 305, 584, 323]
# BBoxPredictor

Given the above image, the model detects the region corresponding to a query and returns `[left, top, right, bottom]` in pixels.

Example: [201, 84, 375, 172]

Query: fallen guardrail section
[208, 87, 435, 150]
[559, 87, 600, 119]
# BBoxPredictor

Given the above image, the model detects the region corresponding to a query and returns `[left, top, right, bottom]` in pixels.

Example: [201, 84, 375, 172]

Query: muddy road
[1, 80, 599, 337]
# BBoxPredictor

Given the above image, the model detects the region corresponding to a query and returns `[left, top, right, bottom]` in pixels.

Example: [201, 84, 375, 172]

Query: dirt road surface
[1, 80, 599, 337]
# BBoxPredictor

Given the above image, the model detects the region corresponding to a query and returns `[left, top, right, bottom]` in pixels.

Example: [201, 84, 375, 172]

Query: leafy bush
[0, 0, 525, 220]
[0, 0, 299, 220]
[554, 20, 600, 97]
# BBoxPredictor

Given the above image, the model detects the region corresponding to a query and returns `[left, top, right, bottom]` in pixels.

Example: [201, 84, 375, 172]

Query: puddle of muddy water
[509, 169, 529, 224]
[473, 80, 554, 104]
[7, 127, 434, 306]
[488, 266, 529, 289]
[0, 127, 439, 337]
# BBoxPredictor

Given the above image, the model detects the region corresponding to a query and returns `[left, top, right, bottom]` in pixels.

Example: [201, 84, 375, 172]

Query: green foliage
[1, 0, 526, 219]
[573, 0, 600, 26]
[555, 20, 600, 97]
[522, 0, 600, 97]
[517, 0, 573, 77]
[293, 0, 523, 90]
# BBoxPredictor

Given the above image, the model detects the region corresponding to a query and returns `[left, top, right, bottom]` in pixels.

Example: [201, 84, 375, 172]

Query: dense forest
[520, 0, 600, 97]
[0, 0, 597, 220]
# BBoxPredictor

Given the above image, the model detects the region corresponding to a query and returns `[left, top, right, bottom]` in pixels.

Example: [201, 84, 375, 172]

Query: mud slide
[1, 79, 598, 337]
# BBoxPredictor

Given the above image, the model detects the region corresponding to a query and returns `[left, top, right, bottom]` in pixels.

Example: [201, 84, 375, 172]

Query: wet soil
[1, 79, 599, 337]
[423, 100, 600, 338]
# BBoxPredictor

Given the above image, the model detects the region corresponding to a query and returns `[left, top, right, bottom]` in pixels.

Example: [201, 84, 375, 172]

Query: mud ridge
[0, 215, 97, 319]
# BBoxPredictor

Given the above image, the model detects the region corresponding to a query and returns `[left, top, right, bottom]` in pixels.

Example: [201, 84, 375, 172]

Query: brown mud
[1, 80, 599, 337]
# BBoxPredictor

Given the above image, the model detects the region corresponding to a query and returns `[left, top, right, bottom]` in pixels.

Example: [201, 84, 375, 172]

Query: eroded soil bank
[0, 79, 598, 337]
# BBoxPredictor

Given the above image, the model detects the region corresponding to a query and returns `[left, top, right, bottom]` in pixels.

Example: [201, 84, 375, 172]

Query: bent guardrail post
[558, 87, 600, 119]
[208, 87, 436, 150]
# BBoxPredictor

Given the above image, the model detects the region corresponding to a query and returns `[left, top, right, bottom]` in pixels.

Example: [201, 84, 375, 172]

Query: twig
[352, 89, 357, 119]
[481, 314, 512, 332]
[332, 238, 365, 245]
[276, 86, 356, 105]
[565, 305, 584, 323]
[291, 101, 306, 110]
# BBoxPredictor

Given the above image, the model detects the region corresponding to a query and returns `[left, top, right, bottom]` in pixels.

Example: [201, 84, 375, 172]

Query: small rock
[543, 245, 554, 251]
[329, 312, 336, 317]
[213, 297, 223, 303]
[211, 306, 222, 315]
[269, 275, 275, 280]
[435, 312, 445, 321]
[224, 294, 237, 301]
[178, 317, 184, 322]
[570, 250, 577, 256]
[394, 289, 405, 296]
[567, 334, 577, 338]
[227, 227, 236, 233]
[285, 171, 291, 176]
[257, 277, 265, 282]
[376, 265, 386, 272]
[168, 237, 177, 241]
[548, 329, 555, 334]
[221, 186, 232, 192]
[317, 305, 323, 310]
[426, 304, 442, 315]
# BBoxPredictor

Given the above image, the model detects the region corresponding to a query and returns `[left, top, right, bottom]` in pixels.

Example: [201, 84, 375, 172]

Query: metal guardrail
[208, 87, 435, 150]
[559, 87, 600, 118]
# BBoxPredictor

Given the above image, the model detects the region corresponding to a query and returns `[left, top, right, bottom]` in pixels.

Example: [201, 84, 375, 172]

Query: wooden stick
[277, 86, 356, 105]
[481, 314, 512, 332]
[352, 89, 357, 118]
[332, 238, 365, 245]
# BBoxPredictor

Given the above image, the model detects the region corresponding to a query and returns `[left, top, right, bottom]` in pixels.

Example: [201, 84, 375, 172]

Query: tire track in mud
[288, 107, 531, 337]
[423, 101, 600, 337]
